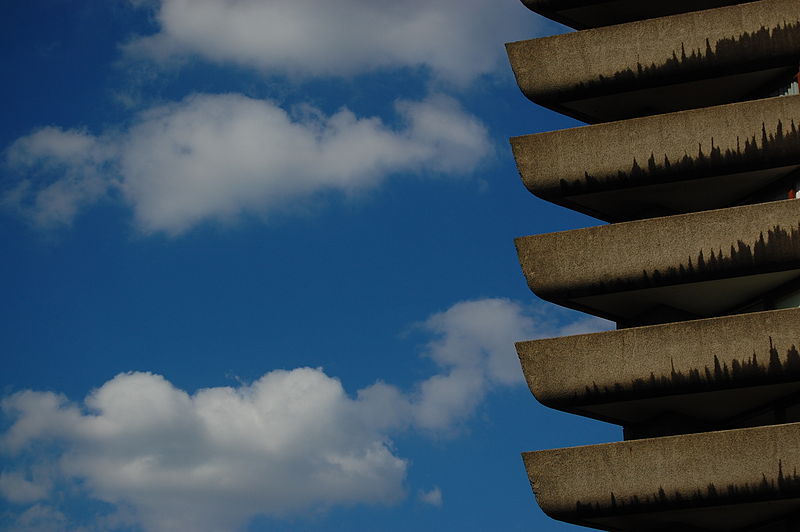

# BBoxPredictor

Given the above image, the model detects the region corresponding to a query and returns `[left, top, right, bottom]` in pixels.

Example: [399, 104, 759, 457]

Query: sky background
[1, 2, 620, 531]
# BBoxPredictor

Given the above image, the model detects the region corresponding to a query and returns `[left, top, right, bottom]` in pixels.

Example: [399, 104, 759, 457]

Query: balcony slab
[506, 0, 800, 123]
[515, 200, 800, 324]
[517, 308, 800, 435]
[511, 95, 800, 222]
[524, 423, 800, 530]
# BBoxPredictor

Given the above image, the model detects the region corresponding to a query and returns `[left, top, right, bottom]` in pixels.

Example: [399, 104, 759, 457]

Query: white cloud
[418, 486, 443, 507]
[351, 298, 550, 435]
[3, 93, 491, 235]
[411, 298, 582, 432]
[0, 299, 605, 531]
[423, 298, 540, 386]
[2, 370, 408, 532]
[1, 127, 116, 228]
[124, 0, 537, 84]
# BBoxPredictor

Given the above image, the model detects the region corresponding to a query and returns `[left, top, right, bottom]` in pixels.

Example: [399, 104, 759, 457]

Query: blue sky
[1, 2, 619, 531]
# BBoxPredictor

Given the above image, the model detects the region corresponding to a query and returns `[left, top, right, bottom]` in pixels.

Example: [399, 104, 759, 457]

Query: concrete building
[507, 1, 800, 529]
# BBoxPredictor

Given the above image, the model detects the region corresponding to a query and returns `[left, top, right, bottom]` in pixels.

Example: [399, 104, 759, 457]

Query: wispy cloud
[418, 486, 443, 507]
[0, 298, 607, 531]
[0, 469, 52, 504]
[3, 93, 491, 235]
[8, 504, 73, 532]
[1, 128, 116, 228]
[557, 316, 616, 337]
[124, 0, 536, 84]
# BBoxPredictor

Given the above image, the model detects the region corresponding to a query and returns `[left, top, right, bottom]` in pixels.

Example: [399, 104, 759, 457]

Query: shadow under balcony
[521, 0, 757, 30]
[506, 0, 800, 123]
[524, 422, 800, 531]
[515, 200, 800, 326]
[511, 95, 800, 223]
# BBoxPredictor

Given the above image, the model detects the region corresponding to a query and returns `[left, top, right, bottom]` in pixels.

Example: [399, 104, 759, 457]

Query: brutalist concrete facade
[508, 1, 800, 529]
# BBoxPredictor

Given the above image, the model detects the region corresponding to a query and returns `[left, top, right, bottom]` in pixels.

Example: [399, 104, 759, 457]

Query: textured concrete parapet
[520, 0, 753, 29]
[517, 308, 800, 434]
[515, 200, 800, 322]
[507, 0, 800, 122]
[524, 423, 800, 530]
[511, 95, 800, 222]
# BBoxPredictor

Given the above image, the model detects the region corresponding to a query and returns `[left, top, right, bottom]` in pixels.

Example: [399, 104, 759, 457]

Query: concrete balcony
[524, 423, 800, 530]
[521, 0, 753, 30]
[515, 200, 800, 326]
[517, 308, 800, 438]
[506, 0, 800, 123]
[511, 95, 800, 222]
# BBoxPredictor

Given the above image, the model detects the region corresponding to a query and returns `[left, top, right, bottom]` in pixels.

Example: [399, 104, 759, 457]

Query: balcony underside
[565, 166, 799, 223]
[521, 0, 753, 30]
[524, 423, 800, 531]
[573, 498, 800, 531]
[572, 269, 800, 324]
[515, 200, 800, 324]
[511, 95, 800, 222]
[551, 67, 798, 124]
[506, 0, 800, 123]
[517, 309, 800, 436]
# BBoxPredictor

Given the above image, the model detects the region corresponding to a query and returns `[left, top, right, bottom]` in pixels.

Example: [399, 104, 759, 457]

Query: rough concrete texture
[524, 422, 800, 529]
[506, 0, 800, 103]
[510, 0, 800, 528]
[515, 199, 800, 300]
[511, 95, 800, 203]
[515, 307, 800, 435]
[521, 0, 754, 30]
[517, 307, 800, 408]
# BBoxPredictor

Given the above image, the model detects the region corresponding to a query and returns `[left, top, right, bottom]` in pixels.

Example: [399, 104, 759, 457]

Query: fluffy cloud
[409, 300, 612, 431]
[354, 298, 584, 436]
[0, 299, 611, 530]
[411, 299, 536, 431]
[125, 0, 536, 84]
[3, 93, 491, 235]
[2, 370, 408, 532]
[0, 299, 607, 531]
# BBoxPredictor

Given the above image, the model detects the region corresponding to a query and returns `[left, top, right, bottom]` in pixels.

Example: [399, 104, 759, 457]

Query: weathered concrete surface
[515, 200, 800, 322]
[517, 308, 800, 434]
[507, 0, 800, 122]
[511, 95, 800, 222]
[525, 423, 800, 530]
[521, 0, 753, 29]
